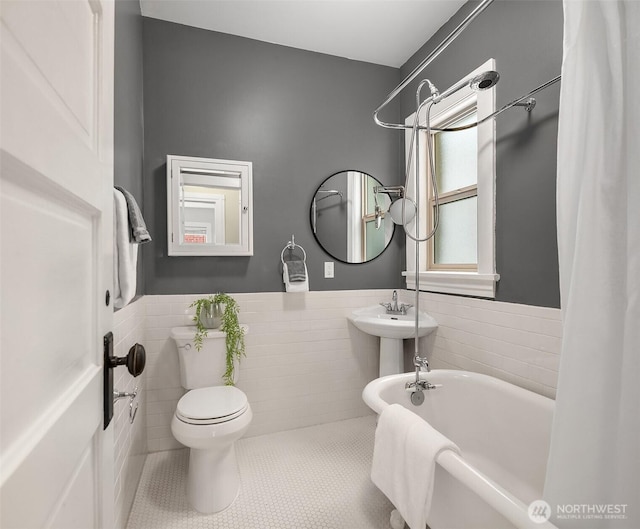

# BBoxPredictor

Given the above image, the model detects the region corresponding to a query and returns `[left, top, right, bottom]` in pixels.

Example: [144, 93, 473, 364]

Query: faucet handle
[399, 303, 413, 315]
[379, 302, 392, 312]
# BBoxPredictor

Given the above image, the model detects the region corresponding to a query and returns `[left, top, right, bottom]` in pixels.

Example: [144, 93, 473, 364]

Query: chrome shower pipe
[373, 0, 494, 131]
[378, 73, 561, 133]
[418, 74, 562, 132]
[427, 70, 499, 106]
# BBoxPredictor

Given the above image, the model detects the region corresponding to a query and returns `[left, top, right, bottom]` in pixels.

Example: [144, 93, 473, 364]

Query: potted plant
[190, 293, 246, 386]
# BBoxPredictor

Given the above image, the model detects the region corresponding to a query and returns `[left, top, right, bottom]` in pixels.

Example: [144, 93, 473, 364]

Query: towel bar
[280, 235, 306, 264]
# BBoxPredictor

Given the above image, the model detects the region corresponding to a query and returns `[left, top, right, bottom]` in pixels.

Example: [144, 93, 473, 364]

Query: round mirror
[310, 171, 395, 263]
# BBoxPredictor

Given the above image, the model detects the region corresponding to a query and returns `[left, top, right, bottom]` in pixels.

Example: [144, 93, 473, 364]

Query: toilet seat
[176, 386, 249, 425]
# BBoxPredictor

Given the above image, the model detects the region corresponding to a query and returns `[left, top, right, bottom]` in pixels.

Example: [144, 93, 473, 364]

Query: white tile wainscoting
[144, 290, 386, 451]
[113, 297, 147, 529]
[409, 291, 562, 399]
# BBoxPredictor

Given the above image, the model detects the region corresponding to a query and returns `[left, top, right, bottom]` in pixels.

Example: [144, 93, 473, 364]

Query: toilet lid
[176, 386, 248, 422]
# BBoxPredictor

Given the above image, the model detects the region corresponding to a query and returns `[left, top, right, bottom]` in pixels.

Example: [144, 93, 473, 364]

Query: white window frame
[403, 59, 500, 297]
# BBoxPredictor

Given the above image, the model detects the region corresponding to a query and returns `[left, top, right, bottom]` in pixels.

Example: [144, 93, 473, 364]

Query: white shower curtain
[544, 2, 639, 528]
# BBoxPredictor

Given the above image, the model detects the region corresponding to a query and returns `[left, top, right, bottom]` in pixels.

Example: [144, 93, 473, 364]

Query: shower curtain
[544, 2, 639, 528]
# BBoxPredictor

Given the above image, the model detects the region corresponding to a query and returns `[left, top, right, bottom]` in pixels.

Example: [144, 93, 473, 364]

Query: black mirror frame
[309, 170, 395, 264]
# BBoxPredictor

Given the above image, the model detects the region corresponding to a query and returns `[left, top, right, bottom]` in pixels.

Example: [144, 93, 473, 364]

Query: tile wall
[113, 288, 562, 527]
[412, 291, 562, 399]
[143, 290, 385, 451]
[141, 289, 562, 452]
[112, 298, 147, 529]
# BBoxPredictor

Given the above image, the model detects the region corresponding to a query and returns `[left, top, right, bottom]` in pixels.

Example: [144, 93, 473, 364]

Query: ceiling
[139, 1, 467, 68]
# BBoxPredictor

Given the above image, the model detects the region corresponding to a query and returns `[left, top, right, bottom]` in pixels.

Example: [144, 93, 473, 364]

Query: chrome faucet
[406, 355, 437, 405]
[380, 290, 413, 315]
[414, 355, 430, 372]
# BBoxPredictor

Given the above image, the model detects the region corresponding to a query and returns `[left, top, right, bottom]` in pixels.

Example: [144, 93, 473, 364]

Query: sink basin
[348, 304, 438, 377]
[348, 304, 438, 339]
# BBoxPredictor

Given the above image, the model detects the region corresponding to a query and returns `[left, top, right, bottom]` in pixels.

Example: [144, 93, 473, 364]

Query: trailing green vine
[190, 293, 246, 386]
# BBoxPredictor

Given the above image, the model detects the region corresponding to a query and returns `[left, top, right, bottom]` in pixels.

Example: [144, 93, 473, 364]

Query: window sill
[402, 271, 500, 298]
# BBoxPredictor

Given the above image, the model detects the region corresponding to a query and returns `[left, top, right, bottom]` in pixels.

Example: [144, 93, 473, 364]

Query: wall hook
[113, 386, 139, 424]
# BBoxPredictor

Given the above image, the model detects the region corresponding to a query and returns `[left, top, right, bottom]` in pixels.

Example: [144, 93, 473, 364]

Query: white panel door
[1, 0, 115, 527]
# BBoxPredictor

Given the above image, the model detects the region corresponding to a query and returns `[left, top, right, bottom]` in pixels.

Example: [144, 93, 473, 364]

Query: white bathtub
[363, 370, 557, 529]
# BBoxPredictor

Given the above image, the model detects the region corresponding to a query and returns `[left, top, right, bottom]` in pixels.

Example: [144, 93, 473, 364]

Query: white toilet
[170, 325, 252, 513]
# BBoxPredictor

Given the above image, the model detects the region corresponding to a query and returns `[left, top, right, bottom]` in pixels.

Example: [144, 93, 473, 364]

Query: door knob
[104, 333, 146, 429]
[108, 343, 146, 377]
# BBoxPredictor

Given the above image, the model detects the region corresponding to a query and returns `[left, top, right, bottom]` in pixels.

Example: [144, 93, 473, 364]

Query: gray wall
[125, 1, 561, 305]
[401, 0, 562, 308]
[114, 0, 145, 295]
[142, 18, 403, 294]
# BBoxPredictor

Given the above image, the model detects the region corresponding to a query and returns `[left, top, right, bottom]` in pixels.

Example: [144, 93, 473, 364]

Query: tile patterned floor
[126, 415, 394, 529]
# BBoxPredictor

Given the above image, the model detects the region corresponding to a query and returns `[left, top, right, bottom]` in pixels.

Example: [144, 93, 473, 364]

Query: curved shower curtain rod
[428, 75, 561, 133]
[373, 0, 561, 132]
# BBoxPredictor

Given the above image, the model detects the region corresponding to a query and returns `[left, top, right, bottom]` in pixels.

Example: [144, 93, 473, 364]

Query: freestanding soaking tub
[363, 370, 558, 529]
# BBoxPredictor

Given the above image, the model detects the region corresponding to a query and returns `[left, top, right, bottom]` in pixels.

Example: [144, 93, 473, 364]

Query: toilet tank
[170, 325, 248, 389]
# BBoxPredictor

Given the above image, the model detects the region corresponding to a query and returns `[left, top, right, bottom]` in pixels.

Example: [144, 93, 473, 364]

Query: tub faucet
[406, 354, 436, 405]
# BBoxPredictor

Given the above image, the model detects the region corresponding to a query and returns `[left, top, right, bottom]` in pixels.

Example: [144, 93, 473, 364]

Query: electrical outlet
[324, 261, 335, 278]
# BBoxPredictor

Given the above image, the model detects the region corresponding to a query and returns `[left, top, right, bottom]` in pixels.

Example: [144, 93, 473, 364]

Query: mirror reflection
[180, 180, 241, 246]
[310, 171, 394, 263]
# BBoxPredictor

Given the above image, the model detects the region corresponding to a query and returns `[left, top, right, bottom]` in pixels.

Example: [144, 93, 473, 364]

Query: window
[403, 59, 500, 297]
[430, 109, 478, 270]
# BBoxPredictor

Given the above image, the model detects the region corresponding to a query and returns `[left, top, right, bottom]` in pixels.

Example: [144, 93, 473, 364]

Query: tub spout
[414, 355, 430, 372]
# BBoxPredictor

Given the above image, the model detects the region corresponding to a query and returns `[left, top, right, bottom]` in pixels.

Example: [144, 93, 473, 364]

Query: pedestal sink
[348, 305, 438, 377]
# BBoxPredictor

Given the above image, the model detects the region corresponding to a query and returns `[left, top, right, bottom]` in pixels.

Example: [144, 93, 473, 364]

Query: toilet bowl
[170, 325, 252, 513]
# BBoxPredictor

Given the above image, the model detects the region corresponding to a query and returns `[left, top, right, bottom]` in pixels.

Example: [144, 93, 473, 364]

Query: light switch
[324, 261, 335, 278]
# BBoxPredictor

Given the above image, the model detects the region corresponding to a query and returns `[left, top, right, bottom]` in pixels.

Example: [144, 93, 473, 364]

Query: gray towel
[285, 258, 307, 282]
[114, 186, 152, 244]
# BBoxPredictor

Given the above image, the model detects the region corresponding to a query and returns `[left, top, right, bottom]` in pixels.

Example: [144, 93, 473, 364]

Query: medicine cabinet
[167, 155, 253, 256]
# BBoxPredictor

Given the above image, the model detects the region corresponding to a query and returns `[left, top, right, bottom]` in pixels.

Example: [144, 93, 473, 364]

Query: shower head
[469, 71, 500, 91]
[431, 70, 500, 104]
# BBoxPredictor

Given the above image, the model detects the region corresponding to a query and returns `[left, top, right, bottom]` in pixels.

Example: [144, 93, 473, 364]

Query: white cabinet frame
[167, 155, 253, 256]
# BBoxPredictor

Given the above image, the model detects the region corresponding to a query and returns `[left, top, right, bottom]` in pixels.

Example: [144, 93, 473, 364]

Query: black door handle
[104, 333, 146, 429]
[108, 343, 146, 377]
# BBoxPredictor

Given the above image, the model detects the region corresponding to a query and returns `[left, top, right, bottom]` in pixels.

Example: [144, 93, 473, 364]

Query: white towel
[283, 262, 309, 292]
[113, 188, 138, 309]
[371, 403, 460, 529]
